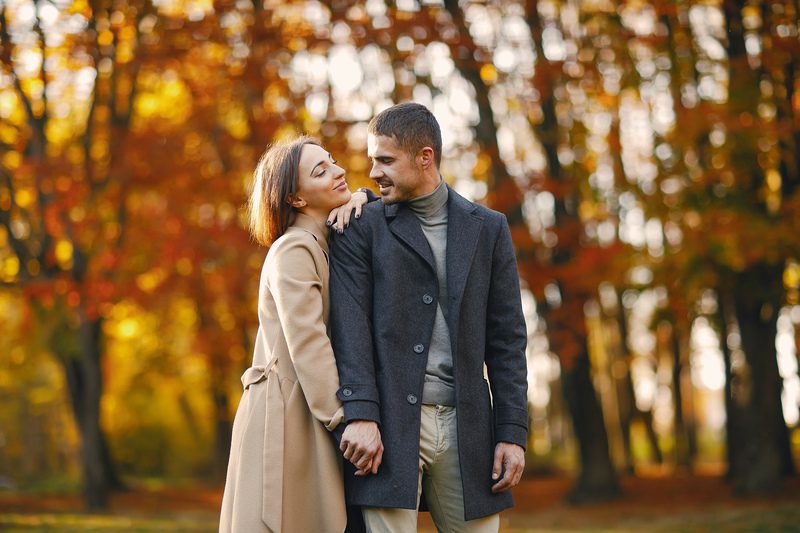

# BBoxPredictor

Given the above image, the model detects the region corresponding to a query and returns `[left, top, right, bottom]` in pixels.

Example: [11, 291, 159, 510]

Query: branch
[82, 0, 102, 187]
[0, 165, 33, 274]
[118, 0, 151, 129]
[0, 5, 37, 132]
[441, 0, 535, 261]
[97, 1, 153, 263]
[33, 4, 48, 123]
[107, 1, 153, 257]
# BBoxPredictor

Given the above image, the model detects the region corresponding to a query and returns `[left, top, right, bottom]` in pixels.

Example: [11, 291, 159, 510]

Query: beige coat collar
[289, 211, 330, 256]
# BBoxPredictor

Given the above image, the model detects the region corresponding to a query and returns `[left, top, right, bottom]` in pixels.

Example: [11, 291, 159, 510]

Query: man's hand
[491, 442, 525, 493]
[340, 420, 383, 476]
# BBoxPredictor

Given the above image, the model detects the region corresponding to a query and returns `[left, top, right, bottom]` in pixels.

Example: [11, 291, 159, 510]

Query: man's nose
[369, 163, 381, 180]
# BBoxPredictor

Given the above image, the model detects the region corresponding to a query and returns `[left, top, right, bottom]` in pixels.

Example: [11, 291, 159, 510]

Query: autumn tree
[0, 0, 157, 506]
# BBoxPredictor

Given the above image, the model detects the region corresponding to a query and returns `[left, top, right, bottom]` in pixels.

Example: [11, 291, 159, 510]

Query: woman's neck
[296, 209, 329, 231]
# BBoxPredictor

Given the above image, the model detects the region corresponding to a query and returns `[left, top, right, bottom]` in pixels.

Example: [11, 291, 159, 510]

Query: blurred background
[0, 0, 798, 530]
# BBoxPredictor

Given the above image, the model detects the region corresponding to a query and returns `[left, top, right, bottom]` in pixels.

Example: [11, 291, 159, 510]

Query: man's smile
[377, 180, 394, 194]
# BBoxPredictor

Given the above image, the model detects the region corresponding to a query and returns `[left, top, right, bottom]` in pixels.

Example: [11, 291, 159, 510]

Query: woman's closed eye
[315, 157, 337, 178]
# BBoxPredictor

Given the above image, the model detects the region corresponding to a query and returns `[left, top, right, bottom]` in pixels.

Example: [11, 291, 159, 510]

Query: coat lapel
[385, 203, 435, 272]
[446, 188, 483, 324]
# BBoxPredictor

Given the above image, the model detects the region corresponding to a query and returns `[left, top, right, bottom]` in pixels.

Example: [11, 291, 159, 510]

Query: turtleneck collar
[407, 178, 448, 218]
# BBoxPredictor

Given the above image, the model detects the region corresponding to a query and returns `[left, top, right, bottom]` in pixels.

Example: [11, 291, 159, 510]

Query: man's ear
[417, 146, 435, 170]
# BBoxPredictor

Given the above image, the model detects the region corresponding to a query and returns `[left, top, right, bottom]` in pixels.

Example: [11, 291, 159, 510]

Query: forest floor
[0, 474, 799, 532]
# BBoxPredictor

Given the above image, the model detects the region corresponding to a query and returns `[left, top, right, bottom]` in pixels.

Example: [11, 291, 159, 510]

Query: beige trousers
[362, 405, 500, 533]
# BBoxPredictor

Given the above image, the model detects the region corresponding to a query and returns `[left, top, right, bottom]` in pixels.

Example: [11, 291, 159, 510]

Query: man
[331, 102, 528, 532]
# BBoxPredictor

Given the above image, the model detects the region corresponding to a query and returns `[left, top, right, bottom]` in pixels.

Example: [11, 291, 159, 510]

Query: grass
[2, 475, 799, 532]
[0, 513, 217, 532]
[1, 506, 798, 532]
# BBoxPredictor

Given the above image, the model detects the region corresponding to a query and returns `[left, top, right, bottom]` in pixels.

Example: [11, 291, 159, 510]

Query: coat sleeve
[485, 214, 529, 449]
[329, 218, 381, 425]
[268, 236, 344, 433]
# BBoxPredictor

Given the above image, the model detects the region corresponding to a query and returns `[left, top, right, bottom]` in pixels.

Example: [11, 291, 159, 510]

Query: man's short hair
[368, 102, 442, 167]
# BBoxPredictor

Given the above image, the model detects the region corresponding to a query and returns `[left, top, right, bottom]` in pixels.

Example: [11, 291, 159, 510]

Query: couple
[219, 103, 529, 533]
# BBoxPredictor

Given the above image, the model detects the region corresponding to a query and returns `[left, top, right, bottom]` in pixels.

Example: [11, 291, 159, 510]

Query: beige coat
[220, 213, 346, 533]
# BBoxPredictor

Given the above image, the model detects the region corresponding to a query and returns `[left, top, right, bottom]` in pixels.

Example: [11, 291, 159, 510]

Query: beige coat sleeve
[268, 236, 344, 432]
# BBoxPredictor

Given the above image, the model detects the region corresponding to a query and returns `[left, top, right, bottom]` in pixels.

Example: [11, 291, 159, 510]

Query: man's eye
[331, 159, 338, 165]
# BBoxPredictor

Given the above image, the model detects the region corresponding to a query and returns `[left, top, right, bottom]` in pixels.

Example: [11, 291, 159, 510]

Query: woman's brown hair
[247, 135, 320, 246]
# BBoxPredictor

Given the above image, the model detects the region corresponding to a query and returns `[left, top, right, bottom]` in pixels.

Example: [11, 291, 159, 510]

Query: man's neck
[410, 174, 444, 198]
[408, 178, 447, 218]
[409, 173, 443, 200]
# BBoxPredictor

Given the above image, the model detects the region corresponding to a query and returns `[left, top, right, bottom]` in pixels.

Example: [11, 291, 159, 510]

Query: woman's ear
[286, 194, 307, 208]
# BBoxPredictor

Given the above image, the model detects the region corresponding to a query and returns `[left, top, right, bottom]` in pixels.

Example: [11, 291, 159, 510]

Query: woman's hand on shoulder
[327, 189, 368, 234]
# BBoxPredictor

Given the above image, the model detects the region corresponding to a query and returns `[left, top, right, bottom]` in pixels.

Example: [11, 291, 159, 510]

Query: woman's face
[295, 143, 350, 215]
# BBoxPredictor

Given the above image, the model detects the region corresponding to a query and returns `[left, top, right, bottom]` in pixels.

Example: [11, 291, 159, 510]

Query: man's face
[367, 134, 424, 205]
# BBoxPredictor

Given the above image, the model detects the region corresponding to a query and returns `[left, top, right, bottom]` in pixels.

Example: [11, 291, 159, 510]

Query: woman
[219, 136, 369, 533]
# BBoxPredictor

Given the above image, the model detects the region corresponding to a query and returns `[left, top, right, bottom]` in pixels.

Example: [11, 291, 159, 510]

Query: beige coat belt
[241, 357, 283, 533]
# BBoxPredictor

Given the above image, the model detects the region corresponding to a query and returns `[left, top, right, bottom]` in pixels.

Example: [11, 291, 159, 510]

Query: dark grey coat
[329, 187, 528, 520]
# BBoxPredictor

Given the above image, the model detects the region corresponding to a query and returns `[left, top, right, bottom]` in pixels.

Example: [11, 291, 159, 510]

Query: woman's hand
[327, 190, 368, 234]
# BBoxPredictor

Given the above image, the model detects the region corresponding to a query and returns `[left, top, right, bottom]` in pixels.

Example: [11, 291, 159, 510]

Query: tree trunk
[194, 301, 236, 481]
[521, 0, 620, 500]
[561, 347, 621, 503]
[717, 291, 741, 481]
[212, 388, 232, 481]
[611, 303, 635, 473]
[778, 54, 799, 197]
[615, 363, 635, 474]
[719, 1, 794, 493]
[729, 264, 794, 494]
[75, 309, 108, 508]
[672, 318, 697, 470]
[442, 0, 528, 229]
[614, 297, 662, 468]
[61, 322, 124, 501]
[670, 322, 689, 469]
[446, 0, 620, 500]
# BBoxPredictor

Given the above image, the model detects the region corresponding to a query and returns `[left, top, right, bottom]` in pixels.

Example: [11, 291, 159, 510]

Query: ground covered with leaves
[1, 475, 798, 532]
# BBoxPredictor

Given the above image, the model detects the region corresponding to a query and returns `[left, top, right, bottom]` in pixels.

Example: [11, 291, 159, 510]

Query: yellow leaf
[784, 263, 800, 290]
[2, 151, 21, 169]
[55, 240, 74, 269]
[3, 256, 20, 279]
[15, 189, 33, 208]
[98, 30, 114, 47]
[765, 168, 780, 192]
[136, 267, 167, 292]
[480, 64, 497, 84]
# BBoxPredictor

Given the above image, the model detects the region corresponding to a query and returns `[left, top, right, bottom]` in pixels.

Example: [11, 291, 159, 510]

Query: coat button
[413, 344, 424, 354]
[342, 388, 352, 397]
[407, 394, 418, 405]
[422, 294, 433, 304]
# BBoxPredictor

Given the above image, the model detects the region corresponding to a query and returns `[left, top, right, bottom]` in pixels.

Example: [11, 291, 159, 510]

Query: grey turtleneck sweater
[408, 179, 455, 406]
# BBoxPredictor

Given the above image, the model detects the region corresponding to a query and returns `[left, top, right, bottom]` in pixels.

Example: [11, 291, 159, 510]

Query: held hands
[327, 190, 369, 234]
[491, 442, 525, 493]
[340, 420, 383, 476]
